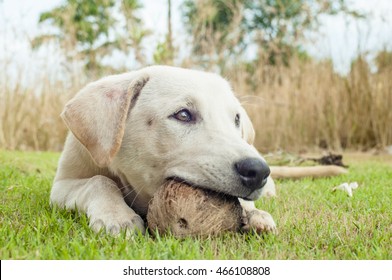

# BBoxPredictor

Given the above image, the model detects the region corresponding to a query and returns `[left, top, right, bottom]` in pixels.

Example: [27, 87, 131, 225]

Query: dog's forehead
[143, 66, 240, 108]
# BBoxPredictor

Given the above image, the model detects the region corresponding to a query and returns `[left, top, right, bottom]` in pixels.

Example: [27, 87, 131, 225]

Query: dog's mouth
[165, 176, 253, 200]
[165, 176, 212, 193]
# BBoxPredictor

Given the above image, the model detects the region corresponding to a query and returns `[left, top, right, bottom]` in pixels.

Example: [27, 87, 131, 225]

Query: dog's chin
[165, 176, 263, 201]
[244, 188, 263, 201]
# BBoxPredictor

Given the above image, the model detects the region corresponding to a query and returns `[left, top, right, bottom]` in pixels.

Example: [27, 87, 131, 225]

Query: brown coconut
[147, 180, 243, 237]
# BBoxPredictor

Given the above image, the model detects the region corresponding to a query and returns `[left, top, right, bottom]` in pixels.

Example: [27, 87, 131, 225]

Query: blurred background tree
[182, 0, 246, 70]
[33, 0, 149, 75]
[119, 0, 152, 65]
[33, 0, 364, 73]
[153, 0, 176, 64]
[182, 0, 363, 70]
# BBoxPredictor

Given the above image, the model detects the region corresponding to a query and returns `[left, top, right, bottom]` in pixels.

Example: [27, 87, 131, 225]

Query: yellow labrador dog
[51, 65, 345, 235]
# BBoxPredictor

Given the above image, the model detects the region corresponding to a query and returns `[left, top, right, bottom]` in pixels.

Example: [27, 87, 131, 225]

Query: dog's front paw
[242, 209, 277, 234]
[88, 206, 145, 236]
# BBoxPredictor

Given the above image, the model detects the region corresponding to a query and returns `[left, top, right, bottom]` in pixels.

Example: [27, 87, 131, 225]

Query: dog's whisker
[116, 183, 133, 192]
[130, 185, 147, 207]
[121, 185, 139, 199]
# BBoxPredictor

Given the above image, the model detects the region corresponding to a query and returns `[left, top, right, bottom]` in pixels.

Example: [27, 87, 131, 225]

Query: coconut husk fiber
[147, 180, 243, 237]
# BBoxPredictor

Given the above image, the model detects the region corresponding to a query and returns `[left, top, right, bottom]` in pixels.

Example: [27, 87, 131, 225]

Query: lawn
[0, 150, 391, 259]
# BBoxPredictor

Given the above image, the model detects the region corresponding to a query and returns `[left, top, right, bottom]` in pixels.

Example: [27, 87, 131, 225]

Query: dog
[50, 65, 346, 235]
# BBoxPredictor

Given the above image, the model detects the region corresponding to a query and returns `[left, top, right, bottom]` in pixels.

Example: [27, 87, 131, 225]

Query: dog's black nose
[234, 158, 270, 191]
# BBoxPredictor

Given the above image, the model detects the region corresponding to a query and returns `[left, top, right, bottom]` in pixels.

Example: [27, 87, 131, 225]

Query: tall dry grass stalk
[1, 53, 391, 152]
[1, 77, 72, 151]
[229, 56, 392, 152]
[0, 53, 88, 151]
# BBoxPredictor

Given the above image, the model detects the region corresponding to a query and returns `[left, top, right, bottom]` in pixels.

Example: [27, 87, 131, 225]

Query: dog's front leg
[50, 175, 145, 236]
[239, 199, 277, 234]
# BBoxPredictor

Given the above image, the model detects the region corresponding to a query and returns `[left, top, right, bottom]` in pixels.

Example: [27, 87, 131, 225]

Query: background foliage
[1, 0, 391, 152]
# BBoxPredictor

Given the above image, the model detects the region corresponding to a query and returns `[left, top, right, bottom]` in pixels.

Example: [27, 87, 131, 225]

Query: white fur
[51, 66, 276, 235]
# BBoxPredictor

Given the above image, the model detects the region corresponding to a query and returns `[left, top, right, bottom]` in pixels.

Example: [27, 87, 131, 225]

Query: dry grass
[0, 74, 72, 151]
[1, 52, 391, 152]
[229, 56, 392, 152]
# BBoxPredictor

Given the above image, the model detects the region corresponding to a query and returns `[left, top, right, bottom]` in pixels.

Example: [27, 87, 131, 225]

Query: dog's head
[61, 66, 270, 201]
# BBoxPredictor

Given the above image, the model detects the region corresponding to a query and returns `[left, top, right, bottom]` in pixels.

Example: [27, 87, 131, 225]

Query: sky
[307, 0, 392, 72]
[0, 0, 391, 76]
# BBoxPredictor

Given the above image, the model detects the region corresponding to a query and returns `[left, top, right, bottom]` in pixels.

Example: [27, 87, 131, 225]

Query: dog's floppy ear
[240, 107, 255, 145]
[61, 74, 149, 167]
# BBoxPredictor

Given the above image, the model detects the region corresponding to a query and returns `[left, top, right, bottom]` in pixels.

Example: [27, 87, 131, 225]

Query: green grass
[0, 150, 391, 259]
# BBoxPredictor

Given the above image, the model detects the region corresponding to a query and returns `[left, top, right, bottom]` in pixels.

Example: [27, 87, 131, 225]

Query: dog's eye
[173, 109, 193, 122]
[235, 113, 240, 127]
